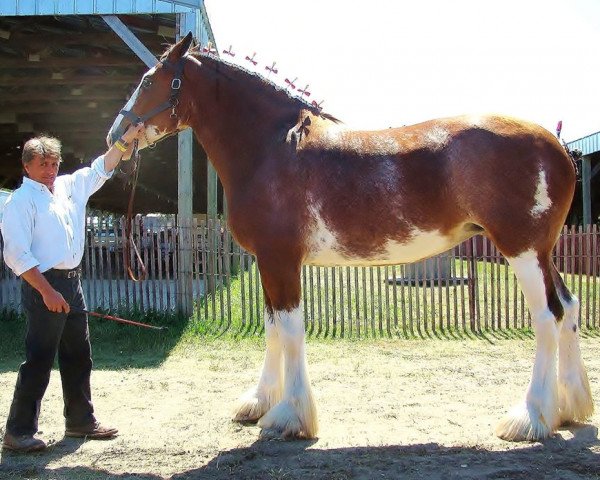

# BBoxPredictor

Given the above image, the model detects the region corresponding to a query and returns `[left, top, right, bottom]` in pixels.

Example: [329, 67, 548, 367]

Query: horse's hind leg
[233, 305, 283, 423]
[551, 265, 594, 425]
[495, 250, 561, 441]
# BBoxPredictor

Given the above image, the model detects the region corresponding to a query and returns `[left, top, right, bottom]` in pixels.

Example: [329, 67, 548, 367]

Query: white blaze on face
[531, 168, 552, 218]
[305, 206, 455, 266]
[108, 65, 158, 141]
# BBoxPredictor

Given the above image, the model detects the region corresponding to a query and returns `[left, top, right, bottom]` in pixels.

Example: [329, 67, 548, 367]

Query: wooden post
[581, 154, 592, 226]
[176, 13, 197, 317]
[177, 128, 194, 316]
[206, 163, 218, 296]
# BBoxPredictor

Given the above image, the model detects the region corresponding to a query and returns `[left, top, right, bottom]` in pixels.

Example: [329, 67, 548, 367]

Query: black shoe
[65, 421, 118, 439]
[2, 432, 47, 452]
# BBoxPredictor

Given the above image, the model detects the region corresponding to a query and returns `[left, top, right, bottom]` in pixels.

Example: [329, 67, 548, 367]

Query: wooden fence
[0, 216, 598, 337]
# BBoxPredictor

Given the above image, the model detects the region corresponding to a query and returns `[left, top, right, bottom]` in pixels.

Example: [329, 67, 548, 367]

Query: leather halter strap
[120, 58, 185, 126]
[123, 139, 147, 282]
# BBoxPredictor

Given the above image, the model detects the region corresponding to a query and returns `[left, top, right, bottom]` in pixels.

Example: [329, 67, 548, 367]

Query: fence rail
[1, 216, 598, 337]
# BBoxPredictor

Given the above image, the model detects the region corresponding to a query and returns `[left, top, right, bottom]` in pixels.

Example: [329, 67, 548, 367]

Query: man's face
[24, 154, 60, 190]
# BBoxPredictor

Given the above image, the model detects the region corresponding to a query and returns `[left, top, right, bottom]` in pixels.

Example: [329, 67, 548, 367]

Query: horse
[107, 32, 593, 441]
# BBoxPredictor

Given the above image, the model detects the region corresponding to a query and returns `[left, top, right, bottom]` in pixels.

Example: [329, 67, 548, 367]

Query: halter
[119, 57, 185, 131]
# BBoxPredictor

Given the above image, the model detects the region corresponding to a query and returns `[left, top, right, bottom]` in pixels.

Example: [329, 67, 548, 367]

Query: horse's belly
[305, 227, 457, 267]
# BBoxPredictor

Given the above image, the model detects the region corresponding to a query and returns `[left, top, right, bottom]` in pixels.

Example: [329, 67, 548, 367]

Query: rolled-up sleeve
[1, 196, 39, 276]
[71, 155, 114, 200]
[91, 155, 113, 180]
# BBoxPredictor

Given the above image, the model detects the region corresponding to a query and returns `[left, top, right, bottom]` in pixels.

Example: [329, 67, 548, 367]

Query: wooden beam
[0, 55, 144, 69]
[102, 16, 159, 69]
[17, 110, 120, 122]
[4, 32, 170, 52]
[0, 90, 129, 102]
[0, 74, 140, 87]
[6, 102, 123, 115]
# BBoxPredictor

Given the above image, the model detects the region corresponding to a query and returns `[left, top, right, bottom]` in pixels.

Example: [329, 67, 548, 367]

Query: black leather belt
[44, 267, 81, 279]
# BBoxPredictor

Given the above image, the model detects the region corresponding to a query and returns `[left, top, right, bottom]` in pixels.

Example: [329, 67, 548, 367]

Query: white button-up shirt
[1, 156, 113, 276]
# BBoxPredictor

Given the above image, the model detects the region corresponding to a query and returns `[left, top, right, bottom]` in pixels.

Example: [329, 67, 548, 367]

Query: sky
[203, 0, 600, 142]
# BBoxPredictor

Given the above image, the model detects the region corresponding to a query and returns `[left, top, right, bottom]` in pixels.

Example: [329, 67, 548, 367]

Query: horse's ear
[168, 32, 194, 60]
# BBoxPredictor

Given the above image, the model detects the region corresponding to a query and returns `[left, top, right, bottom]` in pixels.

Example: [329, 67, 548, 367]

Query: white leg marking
[234, 312, 283, 422]
[557, 293, 594, 424]
[258, 305, 318, 438]
[496, 250, 560, 441]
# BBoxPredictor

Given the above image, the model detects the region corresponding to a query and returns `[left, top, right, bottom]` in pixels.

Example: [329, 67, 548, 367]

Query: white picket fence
[1, 215, 598, 337]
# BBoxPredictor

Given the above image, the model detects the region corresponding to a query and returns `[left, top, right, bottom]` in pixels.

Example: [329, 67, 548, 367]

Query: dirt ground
[0, 334, 599, 479]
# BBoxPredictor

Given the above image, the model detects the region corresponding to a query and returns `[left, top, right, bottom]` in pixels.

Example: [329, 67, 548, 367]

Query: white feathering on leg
[258, 306, 318, 438]
[233, 312, 283, 423]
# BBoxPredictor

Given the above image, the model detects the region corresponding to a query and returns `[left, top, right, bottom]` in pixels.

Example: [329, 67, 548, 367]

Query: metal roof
[0, 0, 201, 16]
[567, 131, 600, 156]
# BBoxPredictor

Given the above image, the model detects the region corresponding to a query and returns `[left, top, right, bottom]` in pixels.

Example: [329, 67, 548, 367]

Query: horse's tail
[561, 141, 582, 179]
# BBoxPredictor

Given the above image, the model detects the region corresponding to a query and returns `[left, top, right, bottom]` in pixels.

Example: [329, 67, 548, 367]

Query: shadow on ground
[0, 424, 598, 480]
[0, 308, 189, 372]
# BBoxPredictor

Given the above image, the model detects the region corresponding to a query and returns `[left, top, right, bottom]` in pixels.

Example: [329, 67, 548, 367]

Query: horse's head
[107, 32, 195, 155]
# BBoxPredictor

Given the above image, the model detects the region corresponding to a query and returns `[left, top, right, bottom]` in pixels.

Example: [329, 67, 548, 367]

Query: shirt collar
[22, 176, 53, 195]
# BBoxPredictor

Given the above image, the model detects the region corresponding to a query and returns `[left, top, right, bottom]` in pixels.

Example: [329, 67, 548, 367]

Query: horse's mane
[160, 43, 340, 124]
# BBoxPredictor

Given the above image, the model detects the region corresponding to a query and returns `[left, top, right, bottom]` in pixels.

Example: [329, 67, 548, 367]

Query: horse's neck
[187, 81, 302, 194]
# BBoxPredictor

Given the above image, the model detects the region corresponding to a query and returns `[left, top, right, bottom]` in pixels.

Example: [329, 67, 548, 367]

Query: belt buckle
[67, 270, 77, 279]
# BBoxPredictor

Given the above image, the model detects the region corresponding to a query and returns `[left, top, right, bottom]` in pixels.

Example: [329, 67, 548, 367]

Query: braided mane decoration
[180, 45, 339, 123]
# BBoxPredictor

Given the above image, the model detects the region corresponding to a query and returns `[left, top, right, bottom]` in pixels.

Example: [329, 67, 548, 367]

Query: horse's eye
[141, 78, 153, 89]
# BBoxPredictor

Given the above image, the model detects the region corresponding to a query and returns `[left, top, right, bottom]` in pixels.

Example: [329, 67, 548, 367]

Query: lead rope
[124, 138, 147, 282]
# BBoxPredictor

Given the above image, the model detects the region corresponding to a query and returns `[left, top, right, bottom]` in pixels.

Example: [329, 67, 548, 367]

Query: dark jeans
[6, 271, 96, 436]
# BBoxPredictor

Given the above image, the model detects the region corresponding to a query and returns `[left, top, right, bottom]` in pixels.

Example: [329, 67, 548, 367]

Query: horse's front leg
[257, 303, 317, 439]
[244, 256, 317, 439]
[233, 309, 283, 423]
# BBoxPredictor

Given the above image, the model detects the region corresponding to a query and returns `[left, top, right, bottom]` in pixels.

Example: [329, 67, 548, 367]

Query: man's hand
[120, 123, 146, 159]
[121, 122, 146, 145]
[104, 123, 146, 172]
[22, 266, 70, 314]
[41, 287, 70, 313]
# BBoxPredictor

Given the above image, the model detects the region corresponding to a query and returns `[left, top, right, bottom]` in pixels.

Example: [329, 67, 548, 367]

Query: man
[1, 124, 145, 452]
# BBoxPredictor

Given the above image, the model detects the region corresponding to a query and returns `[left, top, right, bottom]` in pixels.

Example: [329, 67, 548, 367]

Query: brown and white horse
[108, 33, 593, 441]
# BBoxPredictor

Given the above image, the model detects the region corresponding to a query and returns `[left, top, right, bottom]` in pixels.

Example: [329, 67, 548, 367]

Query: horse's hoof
[233, 386, 279, 424]
[495, 404, 555, 442]
[558, 374, 594, 425]
[233, 400, 264, 424]
[232, 397, 266, 424]
[258, 428, 283, 441]
[257, 400, 317, 439]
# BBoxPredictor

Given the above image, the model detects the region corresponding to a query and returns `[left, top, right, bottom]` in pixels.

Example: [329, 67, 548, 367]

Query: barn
[0, 0, 221, 216]
[568, 130, 600, 225]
